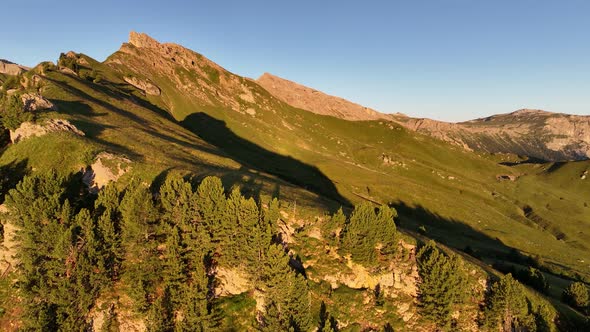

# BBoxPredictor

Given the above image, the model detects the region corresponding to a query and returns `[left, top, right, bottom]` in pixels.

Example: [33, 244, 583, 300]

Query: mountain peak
[128, 31, 161, 49]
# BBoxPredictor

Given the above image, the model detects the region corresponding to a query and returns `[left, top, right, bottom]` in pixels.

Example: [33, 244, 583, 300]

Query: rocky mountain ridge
[257, 73, 590, 161]
[257, 73, 397, 121]
[0, 59, 28, 76]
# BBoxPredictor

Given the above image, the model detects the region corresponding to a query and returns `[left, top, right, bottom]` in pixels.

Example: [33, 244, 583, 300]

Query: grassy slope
[96, 43, 590, 287]
[0, 61, 332, 214]
[0, 46, 587, 327]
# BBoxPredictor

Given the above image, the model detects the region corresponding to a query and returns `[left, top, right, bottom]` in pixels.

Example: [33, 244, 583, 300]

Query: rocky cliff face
[0, 59, 28, 76]
[257, 73, 398, 121]
[105, 32, 277, 119]
[395, 110, 590, 161]
[258, 73, 590, 161]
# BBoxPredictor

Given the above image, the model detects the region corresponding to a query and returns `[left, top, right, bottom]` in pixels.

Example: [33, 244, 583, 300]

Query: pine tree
[176, 249, 217, 331]
[5, 172, 75, 330]
[194, 175, 227, 241]
[0, 92, 33, 130]
[259, 244, 312, 331]
[260, 299, 291, 332]
[223, 187, 263, 268]
[374, 206, 397, 257]
[95, 184, 123, 280]
[147, 286, 175, 332]
[162, 224, 190, 306]
[318, 302, 339, 332]
[160, 174, 194, 229]
[416, 241, 466, 329]
[263, 197, 280, 237]
[484, 273, 536, 331]
[322, 207, 345, 247]
[341, 202, 378, 266]
[119, 181, 160, 311]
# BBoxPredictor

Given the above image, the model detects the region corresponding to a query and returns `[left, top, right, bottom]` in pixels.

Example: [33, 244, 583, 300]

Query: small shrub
[562, 281, 589, 311]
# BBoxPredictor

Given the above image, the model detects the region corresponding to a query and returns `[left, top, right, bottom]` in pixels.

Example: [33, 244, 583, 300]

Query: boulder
[21, 93, 57, 112]
[214, 267, 252, 296]
[82, 152, 131, 193]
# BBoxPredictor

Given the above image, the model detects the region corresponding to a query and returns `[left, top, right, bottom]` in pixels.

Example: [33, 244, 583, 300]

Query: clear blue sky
[2, 0, 589, 121]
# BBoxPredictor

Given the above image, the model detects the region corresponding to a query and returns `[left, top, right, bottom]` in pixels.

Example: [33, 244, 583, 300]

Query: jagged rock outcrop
[123, 76, 161, 96]
[106, 32, 275, 116]
[10, 119, 84, 143]
[0, 59, 28, 76]
[21, 93, 57, 112]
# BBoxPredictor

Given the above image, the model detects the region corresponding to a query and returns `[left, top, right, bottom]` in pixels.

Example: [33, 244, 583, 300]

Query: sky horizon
[2, 1, 589, 122]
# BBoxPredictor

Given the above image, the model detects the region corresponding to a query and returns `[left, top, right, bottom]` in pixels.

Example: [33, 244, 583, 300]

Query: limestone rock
[21, 93, 57, 112]
[257, 71, 590, 161]
[82, 152, 131, 193]
[59, 66, 77, 76]
[0, 59, 28, 76]
[393, 110, 590, 161]
[0, 205, 18, 275]
[124, 76, 161, 96]
[214, 267, 251, 296]
[10, 119, 84, 143]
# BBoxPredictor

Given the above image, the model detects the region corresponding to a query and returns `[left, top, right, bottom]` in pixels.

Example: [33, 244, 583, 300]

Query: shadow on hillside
[499, 157, 546, 166]
[49, 99, 113, 137]
[391, 200, 524, 264]
[44, 72, 347, 209]
[181, 112, 350, 206]
[45, 76, 162, 128]
[544, 162, 567, 174]
[44, 76, 225, 162]
[0, 159, 29, 203]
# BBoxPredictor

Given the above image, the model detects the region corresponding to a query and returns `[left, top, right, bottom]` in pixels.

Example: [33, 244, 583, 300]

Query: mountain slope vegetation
[0, 32, 588, 331]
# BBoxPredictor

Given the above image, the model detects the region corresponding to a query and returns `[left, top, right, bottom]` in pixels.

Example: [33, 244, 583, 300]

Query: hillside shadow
[181, 112, 349, 206]
[391, 200, 526, 264]
[499, 156, 546, 166]
[44, 76, 221, 163]
[44, 76, 158, 128]
[544, 162, 567, 174]
[0, 159, 29, 203]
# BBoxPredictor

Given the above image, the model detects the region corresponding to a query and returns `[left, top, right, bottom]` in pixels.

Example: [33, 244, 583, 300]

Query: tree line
[2, 169, 575, 331]
[5, 172, 313, 331]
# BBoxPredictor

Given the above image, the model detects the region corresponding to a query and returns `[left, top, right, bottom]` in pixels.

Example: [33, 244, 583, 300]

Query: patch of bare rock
[257, 73, 392, 121]
[82, 152, 131, 193]
[10, 118, 84, 143]
[0, 59, 28, 76]
[21, 93, 57, 112]
[123, 76, 161, 96]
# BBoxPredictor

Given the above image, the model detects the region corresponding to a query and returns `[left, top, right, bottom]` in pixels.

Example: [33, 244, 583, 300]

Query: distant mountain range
[258, 73, 590, 161]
